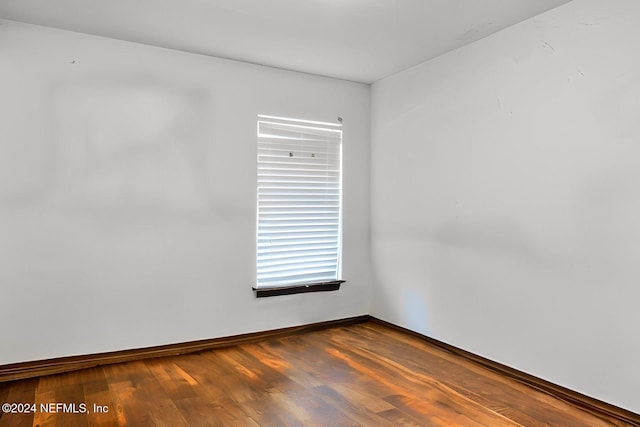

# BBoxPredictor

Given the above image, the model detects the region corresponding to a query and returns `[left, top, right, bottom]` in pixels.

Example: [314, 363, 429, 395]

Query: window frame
[254, 115, 345, 297]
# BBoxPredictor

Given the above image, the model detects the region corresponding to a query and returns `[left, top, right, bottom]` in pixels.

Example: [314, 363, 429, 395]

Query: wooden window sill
[252, 280, 345, 298]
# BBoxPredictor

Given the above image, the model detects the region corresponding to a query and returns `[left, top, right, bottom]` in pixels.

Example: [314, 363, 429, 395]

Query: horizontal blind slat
[258, 259, 337, 268]
[257, 262, 338, 275]
[257, 271, 337, 283]
[258, 250, 338, 262]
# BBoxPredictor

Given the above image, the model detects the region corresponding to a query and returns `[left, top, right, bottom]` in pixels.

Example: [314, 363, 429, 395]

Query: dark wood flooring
[0, 322, 633, 426]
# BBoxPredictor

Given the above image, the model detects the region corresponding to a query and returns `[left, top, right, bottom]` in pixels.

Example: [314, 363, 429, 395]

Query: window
[256, 115, 343, 293]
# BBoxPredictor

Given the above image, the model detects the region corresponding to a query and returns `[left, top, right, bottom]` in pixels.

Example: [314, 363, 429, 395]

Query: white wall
[0, 20, 372, 365]
[371, 0, 640, 413]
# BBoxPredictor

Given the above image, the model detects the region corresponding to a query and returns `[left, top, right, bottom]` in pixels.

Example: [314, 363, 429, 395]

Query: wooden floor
[0, 322, 632, 426]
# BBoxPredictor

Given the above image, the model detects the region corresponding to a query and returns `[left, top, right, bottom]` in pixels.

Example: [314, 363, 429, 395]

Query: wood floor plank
[340, 323, 624, 427]
[208, 397, 260, 426]
[0, 321, 635, 426]
[313, 324, 631, 426]
[49, 374, 89, 427]
[102, 363, 153, 426]
[324, 345, 518, 427]
[311, 384, 397, 427]
[242, 342, 322, 390]
[0, 384, 10, 411]
[145, 360, 199, 401]
[170, 396, 222, 427]
[79, 367, 120, 427]
[376, 407, 430, 427]
[0, 377, 38, 427]
[120, 361, 188, 427]
[270, 388, 357, 427]
[329, 382, 396, 413]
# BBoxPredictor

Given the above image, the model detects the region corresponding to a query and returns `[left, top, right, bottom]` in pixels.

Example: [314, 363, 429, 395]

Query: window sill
[252, 280, 345, 298]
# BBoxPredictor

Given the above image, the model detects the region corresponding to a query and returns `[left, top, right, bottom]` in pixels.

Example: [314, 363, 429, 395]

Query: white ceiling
[0, 0, 572, 83]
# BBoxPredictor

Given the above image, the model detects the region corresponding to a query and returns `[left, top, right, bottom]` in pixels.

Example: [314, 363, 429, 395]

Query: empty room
[1, 0, 639, 425]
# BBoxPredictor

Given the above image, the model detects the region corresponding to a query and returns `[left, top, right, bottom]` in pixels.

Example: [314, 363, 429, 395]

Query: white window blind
[256, 115, 343, 289]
